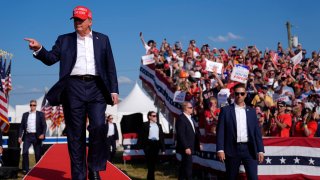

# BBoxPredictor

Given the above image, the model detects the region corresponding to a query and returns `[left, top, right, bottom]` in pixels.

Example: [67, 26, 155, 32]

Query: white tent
[117, 83, 170, 135]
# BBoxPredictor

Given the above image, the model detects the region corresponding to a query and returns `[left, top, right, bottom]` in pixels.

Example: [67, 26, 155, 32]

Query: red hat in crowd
[202, 70, 208, 74]
[71, 6, 92, 20]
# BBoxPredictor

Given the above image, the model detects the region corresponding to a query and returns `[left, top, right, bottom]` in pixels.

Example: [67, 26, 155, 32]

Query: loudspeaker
[4, 123, 21, 148]
[2, 147, 20, 167]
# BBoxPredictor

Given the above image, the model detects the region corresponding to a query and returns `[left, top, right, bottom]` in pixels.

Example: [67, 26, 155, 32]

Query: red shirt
[204, 109, 220, 135]
[270, 114, 292, 137]
[293, 121, 318, 137]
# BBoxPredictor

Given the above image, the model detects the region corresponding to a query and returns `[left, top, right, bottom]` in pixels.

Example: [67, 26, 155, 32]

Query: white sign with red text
[205, 60, 223, 74]
[230, 66, 249, 83]
[141, 54, 155, 65]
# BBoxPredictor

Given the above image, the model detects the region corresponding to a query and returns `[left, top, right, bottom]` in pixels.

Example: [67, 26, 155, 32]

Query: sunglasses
[150, 115, 157, 117]
[235, 92, 246, 96]
[30, 104, 36, 107]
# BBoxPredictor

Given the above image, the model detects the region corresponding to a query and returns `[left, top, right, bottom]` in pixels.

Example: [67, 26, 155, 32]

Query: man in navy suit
[18, 100, 47, 173]
[176, 102, 200, 180]
[25, 5, 119, 180]
[217, 83, 264, 180]
[137, 111, 165, 180]
[105, 114, 119, 163]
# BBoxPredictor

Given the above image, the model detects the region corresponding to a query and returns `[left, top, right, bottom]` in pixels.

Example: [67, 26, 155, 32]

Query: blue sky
[0, 0, 319, 106]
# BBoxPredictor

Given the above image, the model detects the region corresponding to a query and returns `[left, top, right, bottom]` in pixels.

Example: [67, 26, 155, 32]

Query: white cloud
[118, 76, 132, 84]
[209, 32, 243, 42]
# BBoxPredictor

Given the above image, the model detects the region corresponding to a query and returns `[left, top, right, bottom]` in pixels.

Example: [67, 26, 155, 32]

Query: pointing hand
[24, 38, 41, 51]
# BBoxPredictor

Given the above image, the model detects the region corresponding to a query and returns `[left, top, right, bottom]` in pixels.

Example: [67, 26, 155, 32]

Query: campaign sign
[217, 93, 228, 108]
[230, 66, 249, 83]
[205, 60, 223, 74]
[173, 91, 186, 103]
[141, 54, 155, 65]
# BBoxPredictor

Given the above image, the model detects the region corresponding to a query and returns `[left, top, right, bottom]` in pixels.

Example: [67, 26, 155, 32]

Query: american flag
[4, 59, 12, 95]
[51, 105, 64, 130]
[1, 58, 6, 93]
[0, 56, 9, 132]
[40, 92, 53, 120]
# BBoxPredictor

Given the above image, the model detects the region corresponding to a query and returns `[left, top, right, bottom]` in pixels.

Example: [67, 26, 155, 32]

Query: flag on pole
[0, 56, 9, 132]
[1, 58, 6, 94]
[5, 59, 12, 95]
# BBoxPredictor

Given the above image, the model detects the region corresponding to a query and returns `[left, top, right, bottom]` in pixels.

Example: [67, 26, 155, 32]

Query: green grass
[11, 151, 178, 180]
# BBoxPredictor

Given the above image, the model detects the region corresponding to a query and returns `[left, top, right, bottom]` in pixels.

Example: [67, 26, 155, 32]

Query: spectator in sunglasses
[137, 111, 165, 180]
[269, 101, 292, 137]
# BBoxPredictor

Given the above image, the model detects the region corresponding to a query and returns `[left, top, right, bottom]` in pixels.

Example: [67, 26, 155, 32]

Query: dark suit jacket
[216, 104, 264, 159]
[137, 121, 165, 152]
[34, 31, 119, 106]
[18, 111, 47, 141]
[106, 123, 119, 140]
[175, 114, 200, 154]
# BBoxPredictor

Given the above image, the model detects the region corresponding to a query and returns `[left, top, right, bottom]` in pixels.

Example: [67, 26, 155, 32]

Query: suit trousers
[178, 153, 193, 180]
[22, 133, 42, 172]
[225, 143, 258, 180]
[106, 135, 116, 162]
[63, 77, 107, 180]
[144, 140, 160, 180]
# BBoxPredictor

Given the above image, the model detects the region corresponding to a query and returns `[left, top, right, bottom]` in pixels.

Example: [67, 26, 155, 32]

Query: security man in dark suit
[176, 101, 201, 180]
[217, 83, 264, 180]
[25, 5, 119, 180]
[105, 115, 119, 162]
[137, 111, 165, 180]
[18, 100, 47, 173]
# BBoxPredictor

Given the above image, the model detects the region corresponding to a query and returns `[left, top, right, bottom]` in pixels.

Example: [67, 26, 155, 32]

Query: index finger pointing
[24, 38, 34, 42]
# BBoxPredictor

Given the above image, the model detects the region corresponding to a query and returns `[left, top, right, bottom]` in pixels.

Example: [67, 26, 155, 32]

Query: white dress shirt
[107, 122, 115, 137]
[183, 113, 195, 133]
[148, 122, 159, 140]
[235, 104, 248, 143]
[27, 111, 36, 133]
[70, 31, 97, 76]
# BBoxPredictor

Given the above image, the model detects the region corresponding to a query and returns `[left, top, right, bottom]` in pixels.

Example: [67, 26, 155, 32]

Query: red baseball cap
[71, 6, 92, 20]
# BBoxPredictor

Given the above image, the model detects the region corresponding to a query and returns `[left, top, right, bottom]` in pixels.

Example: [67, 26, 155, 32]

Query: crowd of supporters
[140, 32, 320, 138]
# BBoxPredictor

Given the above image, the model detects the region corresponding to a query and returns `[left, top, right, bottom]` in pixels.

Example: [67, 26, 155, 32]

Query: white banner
[173, 91, 186, 103]
[230, 66, 249, 83]
[141, 54, 155, 65]
[291, 51, 303, 65]
[206, 60, 223, 74]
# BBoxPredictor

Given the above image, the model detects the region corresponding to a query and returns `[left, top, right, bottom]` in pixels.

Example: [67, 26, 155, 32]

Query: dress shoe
[88, 170, 101, 180]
